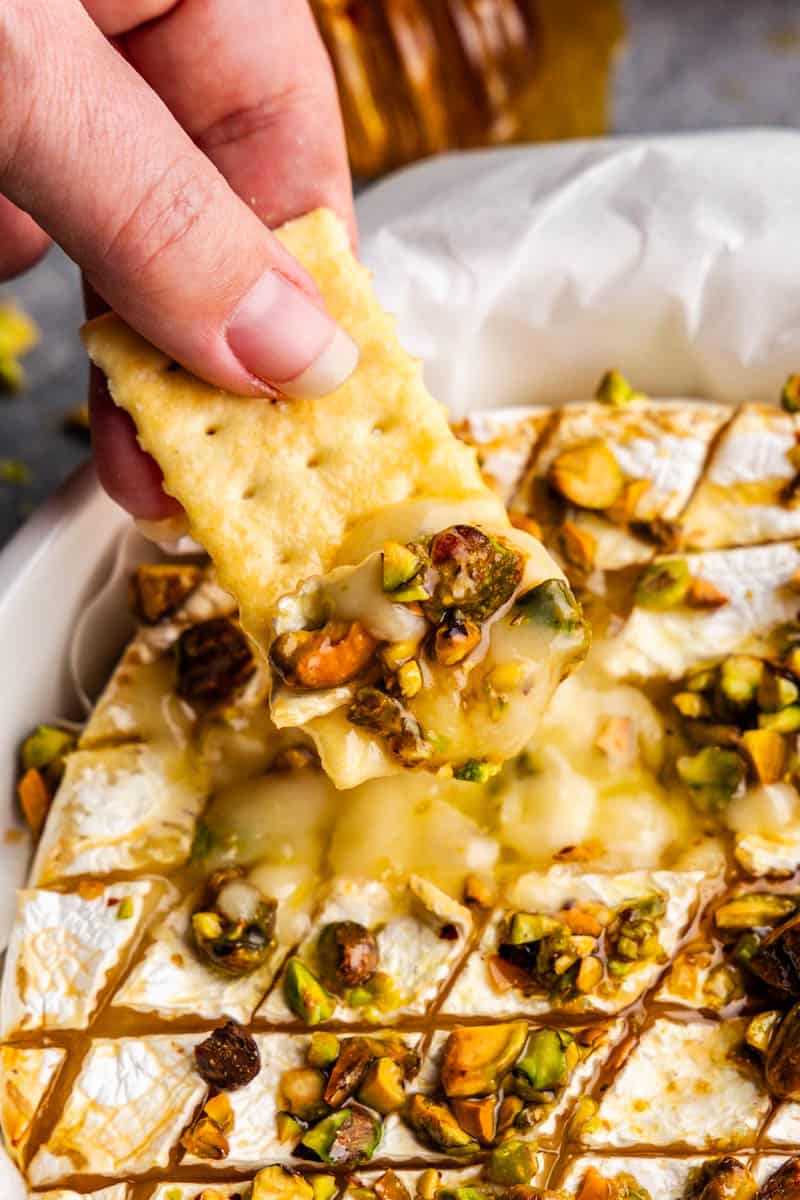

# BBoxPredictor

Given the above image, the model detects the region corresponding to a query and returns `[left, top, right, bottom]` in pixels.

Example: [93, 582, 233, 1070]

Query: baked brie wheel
[8, 375, 800, 1198]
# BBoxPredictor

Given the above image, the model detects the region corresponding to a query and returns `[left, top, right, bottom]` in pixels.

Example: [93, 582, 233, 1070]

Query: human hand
[0, 0, 357, 521]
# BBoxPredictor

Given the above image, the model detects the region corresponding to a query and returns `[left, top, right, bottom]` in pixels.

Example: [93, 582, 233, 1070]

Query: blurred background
[3, 0, 800, 547]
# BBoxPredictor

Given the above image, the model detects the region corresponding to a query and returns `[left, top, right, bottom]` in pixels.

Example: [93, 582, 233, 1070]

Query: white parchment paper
[5, 130, 800, 1195]
[359, 129, 800, 416]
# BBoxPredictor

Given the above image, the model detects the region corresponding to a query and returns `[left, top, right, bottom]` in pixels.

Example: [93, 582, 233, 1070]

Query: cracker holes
[205, 426, 218, 437]
[306, 454, 322, 470]
[242, 485, 257, 501]
[165, 361, 181, 373]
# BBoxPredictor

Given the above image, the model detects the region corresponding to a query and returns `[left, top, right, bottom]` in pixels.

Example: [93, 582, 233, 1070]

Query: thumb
[0, 0, 358, 398]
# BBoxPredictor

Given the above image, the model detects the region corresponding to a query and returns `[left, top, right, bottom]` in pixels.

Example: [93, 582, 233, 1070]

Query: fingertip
[90, 368, 183, 520]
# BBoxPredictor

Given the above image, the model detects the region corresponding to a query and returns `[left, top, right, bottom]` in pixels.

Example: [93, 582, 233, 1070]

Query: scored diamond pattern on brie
[9, 396, 800, 1197]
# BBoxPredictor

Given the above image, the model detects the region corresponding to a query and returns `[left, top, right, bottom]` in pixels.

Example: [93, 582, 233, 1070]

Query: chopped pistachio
[486, 1140, 538, 1187]
[20, 725, 75, 775]
[463, 874, 496, 910]
[720, 655, 763, 706]
[782, 374, 800, 412]
[358, 1056, 406, 1114]
[17, 767, 51, 841]
[116, 897, 134, 920]
[281, 1067, 329, 1121]
[397, 660, 422, 698]
[686, 577, 729, 609]
[382, 640, 418, 671]
[595, 368, 645, 407]
[673, 691, 711, 719]
[684, 721, 742, 750]
[374, 1171, 412, 1200]
[692, 1159, 757, 1200]
[382, 542, 422, 592]
[686, 666, 718, 693]
[568, 1096, 600, 1139]
[606, 477, 652, 526]
[441, 1022, 528, 1098]
[634, 559, 690, 609]
[450, 1095, 496, 1143]
[512, 578, 585, 634]
[508, 912, 563, 944]
[496, 1093, 525, 1133]
[405, 1094, 479, 1155]
[759, 705, 800, 733]
[576, 955, 604, 993]
[130, 563, 202, 624]
[252, 1165, 314, 1200]
[298, 1106, 381, 1166]
[312, 1178, 338, 1200]
[434, 613, 481, 666]
[453, 758, 500, 784]
[276, 1111, 303, 1144]
[192, 869, 276, 976]
[283, 957, 337, 1025]
[514, 1028, 567, 1095]
[549, 439, 625, 510]
[741, 729, 787, 785]
[746, 1010, 782, 1055]
[416, 1169, 441, 1200]
[676, 746, 745, 813]
[317, 921, 379, 992]
[715, 893, 797, 931]
[759, 668, 799, 712]
[559, 519, 597, 570]
[348, 687, 432, 766]
[308, 1031, 341, 1070]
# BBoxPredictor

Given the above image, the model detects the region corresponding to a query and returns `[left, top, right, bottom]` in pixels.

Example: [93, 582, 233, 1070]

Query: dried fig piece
[195, 1021, 261, 1091]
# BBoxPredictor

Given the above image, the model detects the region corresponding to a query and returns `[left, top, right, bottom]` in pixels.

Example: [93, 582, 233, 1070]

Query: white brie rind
[517, 398, 729, 572]
[603, 541, 800, 681]
[582, 1018, 770, 1150]
[259, 876, 471, 1024]
[38, 1188, 130, 1200]
[28, 1036, 206, 1185]
[724, 781, 800, 877]
[269, 497, 582, 789]
[452, 408, 552, 504]
[531, 399, 729, 523]
[30, 744, 208, 884]
[558, 1156, 743, 1199]
[80, 571, 234, 748]
[443, 868, 702, 1017]
[1, 879, 168, 1037]
[0, 1046, 65, 1166]
[682, 405, 800, 550]
[183, 1031, 420, 1171]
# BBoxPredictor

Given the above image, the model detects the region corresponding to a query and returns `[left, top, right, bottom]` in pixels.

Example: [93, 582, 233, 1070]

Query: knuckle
[100, 157, 221, 278]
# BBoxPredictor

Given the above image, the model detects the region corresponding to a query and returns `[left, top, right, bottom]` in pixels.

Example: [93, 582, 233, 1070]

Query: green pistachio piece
[595, 368, 645, 408]
[720, 655, 764, 706]
[634, 559, 690, 609]
[715, 894, 797, 931]
[357, 1057, 406, 1113]
[311, 1177, 338, 1200]
[453, 759, 500, 784]
[440, 1022, 528, 1098]
[746, 1010, 782, 1055]
[508, 912, 564, 944]
[276, 1111, 303, 1144]
[382, 542, 422, 592]
[691, 1158, 757, 1200]
[436, 1190, 491, 1200]
[512, 578, 584, 633]
[20, 726, 75, 774]
[513, 1028, 567, 1095]
[252, 1166, 314, 1200]
[686, 666, 719, 693]
[759, 668, 800, 712]
[673, 692, 711, 719]
[298, 1106, 381, 1167]
[485, 1140, 538, 1187]
[405, 1094, 479, 1155]
[765, 1004, 800, 1100]
[676, 747, 745, 813]
[308, 1031, 341, 1070]
[759, 706, 800, 733]
[283, 958, 337, 1026]
[549, 439, 625, 509]
[281, 1067, 329, 1121]
[733, 931, 761, 969]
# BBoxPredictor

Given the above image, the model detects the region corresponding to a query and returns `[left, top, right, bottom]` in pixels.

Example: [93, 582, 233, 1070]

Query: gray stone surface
[2, 0, 800, 548]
